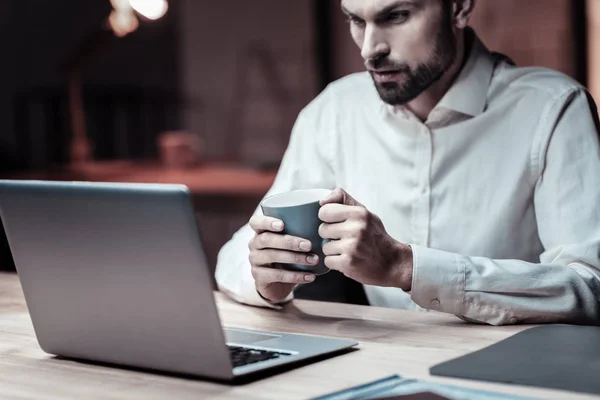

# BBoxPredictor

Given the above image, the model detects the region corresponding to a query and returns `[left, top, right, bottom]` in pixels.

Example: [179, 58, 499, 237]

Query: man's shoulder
[491, 61, 585, 101]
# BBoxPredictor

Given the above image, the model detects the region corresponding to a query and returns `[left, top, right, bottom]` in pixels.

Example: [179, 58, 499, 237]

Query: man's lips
[370, 69, 400, 73]
[370, 69, 404, 82]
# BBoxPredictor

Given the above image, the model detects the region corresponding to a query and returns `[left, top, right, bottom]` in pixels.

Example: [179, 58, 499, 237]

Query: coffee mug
[260, 188, 332, 275]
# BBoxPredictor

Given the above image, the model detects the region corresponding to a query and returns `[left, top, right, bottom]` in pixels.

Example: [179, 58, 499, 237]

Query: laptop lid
[0, 180, 236, 380]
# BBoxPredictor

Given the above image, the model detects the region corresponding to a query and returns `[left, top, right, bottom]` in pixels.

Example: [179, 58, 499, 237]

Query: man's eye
[347, 16, 366, 27]
[387, 11, 410, 23]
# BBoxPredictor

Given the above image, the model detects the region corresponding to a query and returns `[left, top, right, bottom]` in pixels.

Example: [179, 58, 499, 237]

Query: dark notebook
[430, 325, 600, 395]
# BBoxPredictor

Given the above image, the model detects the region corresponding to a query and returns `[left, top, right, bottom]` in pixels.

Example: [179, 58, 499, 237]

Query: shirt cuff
[409, 245, 466, 315]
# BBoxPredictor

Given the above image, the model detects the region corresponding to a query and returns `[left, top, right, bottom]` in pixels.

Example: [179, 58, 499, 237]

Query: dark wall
[0, 0, 181, 172]
[0, 0, 181, 271]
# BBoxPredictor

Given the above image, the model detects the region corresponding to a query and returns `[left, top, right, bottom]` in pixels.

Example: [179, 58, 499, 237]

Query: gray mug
[260, 189, 332, 276]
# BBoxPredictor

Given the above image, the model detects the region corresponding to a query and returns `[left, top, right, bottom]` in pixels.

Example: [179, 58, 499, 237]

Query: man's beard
[368, 21, 457, 106]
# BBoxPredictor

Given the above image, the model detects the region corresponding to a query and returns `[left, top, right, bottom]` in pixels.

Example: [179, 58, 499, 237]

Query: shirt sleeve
[214, 98, 337, 308]
[410, 88, 600, 325]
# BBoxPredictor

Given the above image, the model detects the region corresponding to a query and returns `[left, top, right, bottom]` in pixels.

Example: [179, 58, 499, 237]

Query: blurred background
[0, 0, 599, 278]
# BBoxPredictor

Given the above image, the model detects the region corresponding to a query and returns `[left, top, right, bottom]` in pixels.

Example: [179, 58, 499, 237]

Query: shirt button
[431, 298, 441, 308]
[509, 317, 518, 324]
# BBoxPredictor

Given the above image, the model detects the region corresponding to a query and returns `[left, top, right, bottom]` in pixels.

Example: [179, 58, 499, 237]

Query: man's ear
[452, 0, 477, 29]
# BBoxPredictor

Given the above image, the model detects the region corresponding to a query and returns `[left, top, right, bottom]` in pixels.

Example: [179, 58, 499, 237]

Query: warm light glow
[109, 0, 138, 37]
[129, 0, 168, 20]
[108, 9, 139, 37]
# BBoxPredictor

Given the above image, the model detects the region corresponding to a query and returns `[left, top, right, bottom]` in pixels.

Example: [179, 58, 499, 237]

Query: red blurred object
[158, 131, 203, 169]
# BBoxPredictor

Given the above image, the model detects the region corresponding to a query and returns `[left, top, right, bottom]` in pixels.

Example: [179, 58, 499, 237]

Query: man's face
[341, 0, 457, 105]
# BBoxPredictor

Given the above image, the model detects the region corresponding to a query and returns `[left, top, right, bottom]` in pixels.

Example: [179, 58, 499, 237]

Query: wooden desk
[1, 273, 597, 400]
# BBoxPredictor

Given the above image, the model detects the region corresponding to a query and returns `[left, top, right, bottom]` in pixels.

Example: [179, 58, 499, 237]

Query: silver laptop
[0, 180, 357, 381]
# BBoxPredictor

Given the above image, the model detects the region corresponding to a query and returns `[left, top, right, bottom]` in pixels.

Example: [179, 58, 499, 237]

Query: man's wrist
[256, 286, 276, 303]
[393, 242, 414, 291]
[255, 284, 297, 305]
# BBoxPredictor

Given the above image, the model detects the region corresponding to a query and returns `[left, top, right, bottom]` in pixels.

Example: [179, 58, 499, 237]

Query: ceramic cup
[260, 188, 332, 275]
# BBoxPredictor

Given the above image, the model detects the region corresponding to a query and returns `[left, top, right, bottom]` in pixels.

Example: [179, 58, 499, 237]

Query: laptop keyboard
[228, 345, 292, 368]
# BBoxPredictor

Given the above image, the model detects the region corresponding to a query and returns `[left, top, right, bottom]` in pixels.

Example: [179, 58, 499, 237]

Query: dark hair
[442, 0, 453, 18]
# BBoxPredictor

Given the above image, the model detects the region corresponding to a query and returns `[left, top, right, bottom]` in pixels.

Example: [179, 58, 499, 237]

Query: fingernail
[304, 275, 315, 282]
[272, 221, 283, 231]
[307, 255, 318, 264]
[299, 241, 311, 251]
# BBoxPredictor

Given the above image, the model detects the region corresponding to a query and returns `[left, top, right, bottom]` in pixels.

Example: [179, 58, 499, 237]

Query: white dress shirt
[215, 32, 600, 325]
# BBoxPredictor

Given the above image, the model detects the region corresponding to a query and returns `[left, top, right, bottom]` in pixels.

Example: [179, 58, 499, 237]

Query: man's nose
[361, 25, 390, 62]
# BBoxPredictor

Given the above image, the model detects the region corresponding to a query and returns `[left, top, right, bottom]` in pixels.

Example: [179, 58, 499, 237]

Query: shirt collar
[434, 28, 495, 118]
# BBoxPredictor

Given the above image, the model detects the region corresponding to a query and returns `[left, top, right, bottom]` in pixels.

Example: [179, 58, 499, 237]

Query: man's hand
[319, 188, 413, 290]
[248, 215, 319, 303]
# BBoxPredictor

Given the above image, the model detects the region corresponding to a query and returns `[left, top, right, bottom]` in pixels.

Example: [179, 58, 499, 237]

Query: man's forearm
[409, 245, 600, 325]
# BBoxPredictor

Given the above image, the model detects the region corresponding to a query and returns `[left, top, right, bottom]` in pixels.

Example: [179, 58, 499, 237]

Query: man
[216, 0, 600, 325]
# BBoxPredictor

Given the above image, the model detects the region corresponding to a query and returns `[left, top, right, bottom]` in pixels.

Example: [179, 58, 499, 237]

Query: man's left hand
[318, 188, 413, 290]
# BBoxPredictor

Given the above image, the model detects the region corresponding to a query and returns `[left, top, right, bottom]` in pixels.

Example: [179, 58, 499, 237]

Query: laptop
[0, 179, 357, 381]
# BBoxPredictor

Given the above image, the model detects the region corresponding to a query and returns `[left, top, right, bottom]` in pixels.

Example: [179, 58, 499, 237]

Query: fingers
[319, 188, 345, 206]
[249, 215, 284, 234]
[249, 232, 312, 252]
[249, 248, 319, 267]
[319, 188, 362, 207]
[252, 265, 316, 284]
[319, 203, 368, 224]
[322, 239, 344, 256]
[324, 254, 349, 272]
[319, 222, 346, 240]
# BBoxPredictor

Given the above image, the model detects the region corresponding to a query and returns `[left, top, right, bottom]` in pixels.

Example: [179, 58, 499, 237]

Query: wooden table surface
[1, 272, 597, 400]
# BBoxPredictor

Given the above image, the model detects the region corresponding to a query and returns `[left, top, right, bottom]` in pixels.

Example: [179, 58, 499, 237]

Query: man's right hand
[248, 215, 319, 303]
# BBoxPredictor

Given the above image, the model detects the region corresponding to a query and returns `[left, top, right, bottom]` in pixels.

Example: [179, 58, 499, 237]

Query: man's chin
[373, 83, 420, 106]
